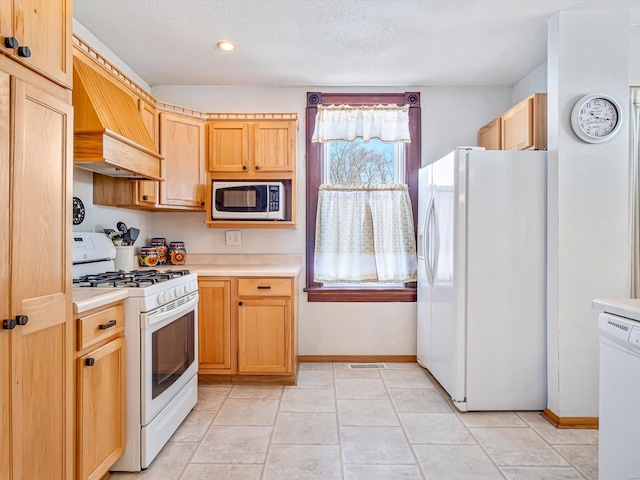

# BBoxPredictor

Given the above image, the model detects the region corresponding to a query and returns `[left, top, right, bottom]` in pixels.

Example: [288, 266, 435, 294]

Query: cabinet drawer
[77, 303, 125, 351]
[237, 278, 292, 297]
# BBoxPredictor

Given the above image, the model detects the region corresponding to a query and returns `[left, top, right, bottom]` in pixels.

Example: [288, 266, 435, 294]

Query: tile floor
[110, 363, 598, 480]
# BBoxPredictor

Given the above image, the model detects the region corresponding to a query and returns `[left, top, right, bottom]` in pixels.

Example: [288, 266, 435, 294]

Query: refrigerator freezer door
[417, 165, 432, 369]
[429, 150, 466, 403]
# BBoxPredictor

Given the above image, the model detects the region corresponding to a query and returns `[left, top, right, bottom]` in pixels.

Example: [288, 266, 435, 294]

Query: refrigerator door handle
[425, 197, 434, 286]
[432, 198, 440, 282]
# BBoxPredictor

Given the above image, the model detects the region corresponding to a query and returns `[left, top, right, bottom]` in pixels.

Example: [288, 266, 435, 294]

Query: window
[304, 92, 421, 302]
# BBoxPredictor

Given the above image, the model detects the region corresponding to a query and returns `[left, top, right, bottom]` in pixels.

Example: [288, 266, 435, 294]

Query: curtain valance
[311, 104, 411, 143]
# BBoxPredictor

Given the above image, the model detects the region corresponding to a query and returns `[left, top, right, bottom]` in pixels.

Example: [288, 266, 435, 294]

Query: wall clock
[72, 197, 85, 225]
[570, 93, 622, 144]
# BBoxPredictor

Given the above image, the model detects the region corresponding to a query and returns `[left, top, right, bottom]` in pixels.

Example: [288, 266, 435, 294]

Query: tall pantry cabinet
[0, 1, 73, 479]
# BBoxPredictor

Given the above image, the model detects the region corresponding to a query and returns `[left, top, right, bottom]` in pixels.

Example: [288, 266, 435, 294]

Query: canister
[150, 237, 168, 265]
[139, 245, 159, 267]
[168, 241, 187, 265]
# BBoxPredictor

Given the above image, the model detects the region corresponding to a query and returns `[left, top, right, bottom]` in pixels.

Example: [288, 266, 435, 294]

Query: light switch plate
[225, 230, 241, 246]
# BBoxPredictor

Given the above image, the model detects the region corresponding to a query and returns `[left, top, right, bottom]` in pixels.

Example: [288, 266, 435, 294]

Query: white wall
[72, 167, 153, 243]
[631, 25, 640, 85]
[512, 62, 548, 104]
[547, 11, 631, 417]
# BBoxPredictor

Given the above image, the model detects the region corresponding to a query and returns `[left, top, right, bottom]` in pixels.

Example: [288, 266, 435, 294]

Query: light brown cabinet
[477, 117, 501, 150]
[134, 99, 159, 206]
[477, 93, 547, 151]
[0, 0, 72, 87]
[207, 120, 295, 174]
[0, 59, 73, 480]
[75, 301, 126, 480]
[198, 276, 296, 381]
[159, 112, 206, 210]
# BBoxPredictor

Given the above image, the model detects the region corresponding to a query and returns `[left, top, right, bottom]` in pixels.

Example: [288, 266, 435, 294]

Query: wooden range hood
[72, 56, 163, 180]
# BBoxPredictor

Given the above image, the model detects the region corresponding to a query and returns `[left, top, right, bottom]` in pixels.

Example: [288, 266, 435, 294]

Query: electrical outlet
[225, 230, 241, 246]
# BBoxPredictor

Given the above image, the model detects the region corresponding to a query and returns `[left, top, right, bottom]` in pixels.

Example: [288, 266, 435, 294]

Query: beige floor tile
[384, 362, 424, 370]
[517, 412, 599, 445]
[280, 388, 336, 413]
[413, 444, 504, 480]
[458, 411, 529, 428]
[343, 464, 424, 479]
[272, 412, 339, 444]
[195, 386, 230, 411]
[500, 466, 586, 479]
[555, 445, 598, 480]
[191, 426, 272, 464]
[296, 369, 335, 388]
[338, 399, 400, 426]
[181, 464, 263, 480]
[471, 427, 570, 467]
[389, 388, 453, 413]
[400, 412, 476, 444]
[110, 442, 197, 479]
[228, 385, 283, 399]
[381, 369, 436, 388]
[341, 426, 416, 465]
[299, 361, 334, 371]
[262, 444, 342, 480]
[334, 362, 384, 379]
[213, 398, 279, 426]
[170, 410, 214, 443]
[335, 378, 389, 399]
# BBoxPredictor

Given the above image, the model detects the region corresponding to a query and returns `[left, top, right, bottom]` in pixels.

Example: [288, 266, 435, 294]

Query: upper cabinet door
[11, 0, 72, 87]
[159, 112, 206, 209]
[252, 121, 294, 172]
[207, 122, 249, 173]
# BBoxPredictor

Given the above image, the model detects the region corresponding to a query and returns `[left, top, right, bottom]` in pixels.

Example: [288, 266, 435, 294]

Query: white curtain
[631, 88, 640, 298]
[311, 104, 411, 143]
[314, 185, 417, 283]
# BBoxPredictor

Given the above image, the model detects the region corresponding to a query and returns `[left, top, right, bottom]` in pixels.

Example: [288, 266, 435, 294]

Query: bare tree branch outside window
[328, 139, 394, 185]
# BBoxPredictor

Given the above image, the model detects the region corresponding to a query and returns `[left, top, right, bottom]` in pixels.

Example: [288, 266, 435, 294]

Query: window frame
[304, 92, 421, 302]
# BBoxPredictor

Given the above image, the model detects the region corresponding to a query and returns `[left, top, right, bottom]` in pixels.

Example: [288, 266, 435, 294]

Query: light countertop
[73, 288, 129, 315]
[593, 298, 640, 322]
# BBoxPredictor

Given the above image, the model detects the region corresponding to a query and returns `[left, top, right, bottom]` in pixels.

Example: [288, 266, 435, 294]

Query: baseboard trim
[541, 408, 599, 429]
[298, 355, 417, 363]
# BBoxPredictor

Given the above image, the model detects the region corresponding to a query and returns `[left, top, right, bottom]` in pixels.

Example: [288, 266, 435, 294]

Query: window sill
[304, 286, 417, 303]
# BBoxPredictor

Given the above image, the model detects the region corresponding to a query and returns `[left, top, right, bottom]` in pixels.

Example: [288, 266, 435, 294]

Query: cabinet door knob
[85, 358, 95, 367]
[200, 201, 205, 206]
[143, 195, 149, 201]
[17, 46, 31, 58]
[255, 165, 260, 171]
[2, 319, 16, 330]
[98, 320, 117, 330]
[242, 165, 247, 171]
[15, 315, 28, 326]
[238, 301, 243, 306]
[4, 37, 18, 49]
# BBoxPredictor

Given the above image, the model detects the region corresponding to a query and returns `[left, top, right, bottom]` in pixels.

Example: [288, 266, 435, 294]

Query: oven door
[140, 293, 199, 425]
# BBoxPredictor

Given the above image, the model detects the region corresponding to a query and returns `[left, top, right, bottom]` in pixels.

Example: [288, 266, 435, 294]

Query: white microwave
[212, 181, 286, 220]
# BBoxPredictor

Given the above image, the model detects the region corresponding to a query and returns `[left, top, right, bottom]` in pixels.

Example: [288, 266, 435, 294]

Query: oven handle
[141, 292, 199, 329]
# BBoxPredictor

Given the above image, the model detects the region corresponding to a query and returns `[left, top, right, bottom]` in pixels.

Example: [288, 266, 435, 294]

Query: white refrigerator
[417, 147, 547, 411]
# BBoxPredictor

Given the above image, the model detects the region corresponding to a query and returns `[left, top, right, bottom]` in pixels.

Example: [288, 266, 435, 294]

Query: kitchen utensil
[116, 221, 128, 234]
[123, 230, 131, 245]
[128, 227, 140, 246]
[103, 228, 116, 236]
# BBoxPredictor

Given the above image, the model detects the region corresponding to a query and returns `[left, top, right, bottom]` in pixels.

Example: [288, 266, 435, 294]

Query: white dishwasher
[597, 303, 640, 480]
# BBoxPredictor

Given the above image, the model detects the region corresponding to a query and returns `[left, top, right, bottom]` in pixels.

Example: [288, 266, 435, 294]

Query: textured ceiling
[73, 0, 640, 87]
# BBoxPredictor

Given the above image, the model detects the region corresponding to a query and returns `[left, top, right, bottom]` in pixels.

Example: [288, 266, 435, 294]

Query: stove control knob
[175, 286, 184, 297]
[156, 294, 164, 306]
[164, 291, 173, 302]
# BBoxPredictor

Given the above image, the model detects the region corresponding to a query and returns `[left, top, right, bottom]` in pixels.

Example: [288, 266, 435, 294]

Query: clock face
[72, 197, 85, 225]
[577, 97, 619, 138]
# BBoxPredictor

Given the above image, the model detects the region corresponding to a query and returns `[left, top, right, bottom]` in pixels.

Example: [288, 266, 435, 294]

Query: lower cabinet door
[77, 337, 126, 480]
[237, 298, 291, 374]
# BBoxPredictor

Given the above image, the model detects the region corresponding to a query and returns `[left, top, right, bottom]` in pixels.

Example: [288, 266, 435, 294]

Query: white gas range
[72, 232, 199, 472]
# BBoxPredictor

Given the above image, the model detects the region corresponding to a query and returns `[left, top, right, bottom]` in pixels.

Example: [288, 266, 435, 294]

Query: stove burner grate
[73, 269, 191, 288]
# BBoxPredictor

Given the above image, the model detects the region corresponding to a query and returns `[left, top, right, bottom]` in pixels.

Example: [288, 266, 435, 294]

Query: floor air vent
[348, 363, 387, 370]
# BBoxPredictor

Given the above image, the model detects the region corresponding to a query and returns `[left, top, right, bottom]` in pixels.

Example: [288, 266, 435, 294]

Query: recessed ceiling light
[217, 40, 235, 51]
